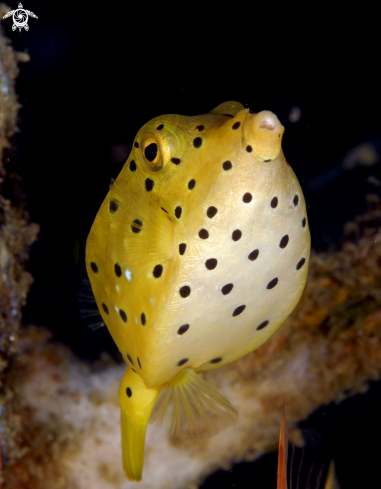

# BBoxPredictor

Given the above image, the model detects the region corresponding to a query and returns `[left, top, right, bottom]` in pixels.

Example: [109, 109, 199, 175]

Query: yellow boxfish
[86, 101, 311, 481]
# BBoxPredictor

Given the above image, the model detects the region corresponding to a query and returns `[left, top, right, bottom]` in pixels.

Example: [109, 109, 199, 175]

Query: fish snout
[243, 110, 285, 161]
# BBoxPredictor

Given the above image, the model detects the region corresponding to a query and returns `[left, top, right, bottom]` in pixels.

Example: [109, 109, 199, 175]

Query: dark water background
[2, 3, 381, 487]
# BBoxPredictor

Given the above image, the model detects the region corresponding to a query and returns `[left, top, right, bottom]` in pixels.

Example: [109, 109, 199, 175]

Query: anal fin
[150, 369, 237, 438]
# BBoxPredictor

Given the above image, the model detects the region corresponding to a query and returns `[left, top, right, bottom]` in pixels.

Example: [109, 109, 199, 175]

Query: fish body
[86, 101, 310, 480]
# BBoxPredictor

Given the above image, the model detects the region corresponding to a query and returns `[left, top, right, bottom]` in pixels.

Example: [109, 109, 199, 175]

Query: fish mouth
[243, 110, 285, 162]
[258, 112, 278, 131]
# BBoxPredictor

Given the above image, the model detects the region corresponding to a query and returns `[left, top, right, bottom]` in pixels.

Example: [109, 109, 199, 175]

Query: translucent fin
[277, 404, 288, 489]
[119, 367, 159, 481]
[77, 278, 105, 330]
[150, 369, 237, 438]
[210, 101, 245, 117]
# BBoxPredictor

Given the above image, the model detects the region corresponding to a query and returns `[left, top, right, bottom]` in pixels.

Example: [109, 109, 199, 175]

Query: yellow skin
[86, 102, 311, 480]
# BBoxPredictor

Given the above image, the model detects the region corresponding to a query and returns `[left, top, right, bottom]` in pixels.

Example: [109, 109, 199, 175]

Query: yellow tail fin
[150, 368, 237, 438]
[118, 367, 159, 481]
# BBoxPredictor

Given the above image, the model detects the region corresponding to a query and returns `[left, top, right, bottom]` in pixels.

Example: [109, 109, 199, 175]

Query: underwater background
[1, 2, 380, 488]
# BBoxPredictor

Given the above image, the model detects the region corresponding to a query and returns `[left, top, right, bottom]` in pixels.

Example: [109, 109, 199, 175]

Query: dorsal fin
[324, 461, 340, 489]
[210, 101, 245, 117]
[277, 404, 288, 489]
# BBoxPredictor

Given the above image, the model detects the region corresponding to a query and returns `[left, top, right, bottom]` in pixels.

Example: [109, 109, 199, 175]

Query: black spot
[293, 195, 299, 206]
[114, 263, 122, 277]
[177, 358, 188, 366]
[205, 258, 217, 270]
[145, 178, 154, 191]
[233, 305, 246, 317]
[232, 121, 241, 130]
[109, 200, 118, 213]
[221, 283, 234, 295]
[232, 229, 242, 241]
[179, 285, 191, 298]
[271, 197, 278, 208]
[196, 125, 205, 131]
[246, 145, 252, 153]
[171, 157, 181, 165]
[131, 218, 143, 233]
[137, 357, 142, 369]
[141, 312, 146, 325]
[222, 160, 232, 171]
[248, 249, 259, 261]
[188, 179, 196, 190]
[127, 354, 134, 365]
[207, 206, 218, 218]
[90, 262, 98, 273]
[267, 278, 278, 289]
[129, 160, 137, 172]
[156, 124, 164, 130]
[119, 309, 127, 322]
[256, 320, 269, 330]
[144, 143, 158, 162]
[179, 243, 187, 255]
[302, 217, 306, 227]
[296, 257, 306, 270]
[153, 264, 163, 278]
[264, 159, 271, 162]
[177, 324, 189, 335]
[243, 193, 252, 203]
[134, 141, 139, 148]
[210, 357, 223, 364]
[279, 235, 289, 249]
[102, 303, 109, 314]
[193, 137, 202, 148]
[126, 387, 132, 397]
[175, 206, 182, 219]
[199, 229, 209, 239]
[223, 113, 234, 118]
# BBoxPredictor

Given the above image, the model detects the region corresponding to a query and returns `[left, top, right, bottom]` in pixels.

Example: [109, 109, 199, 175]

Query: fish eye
[144, 143, 158, 162]
[140, 130, 173, 172]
